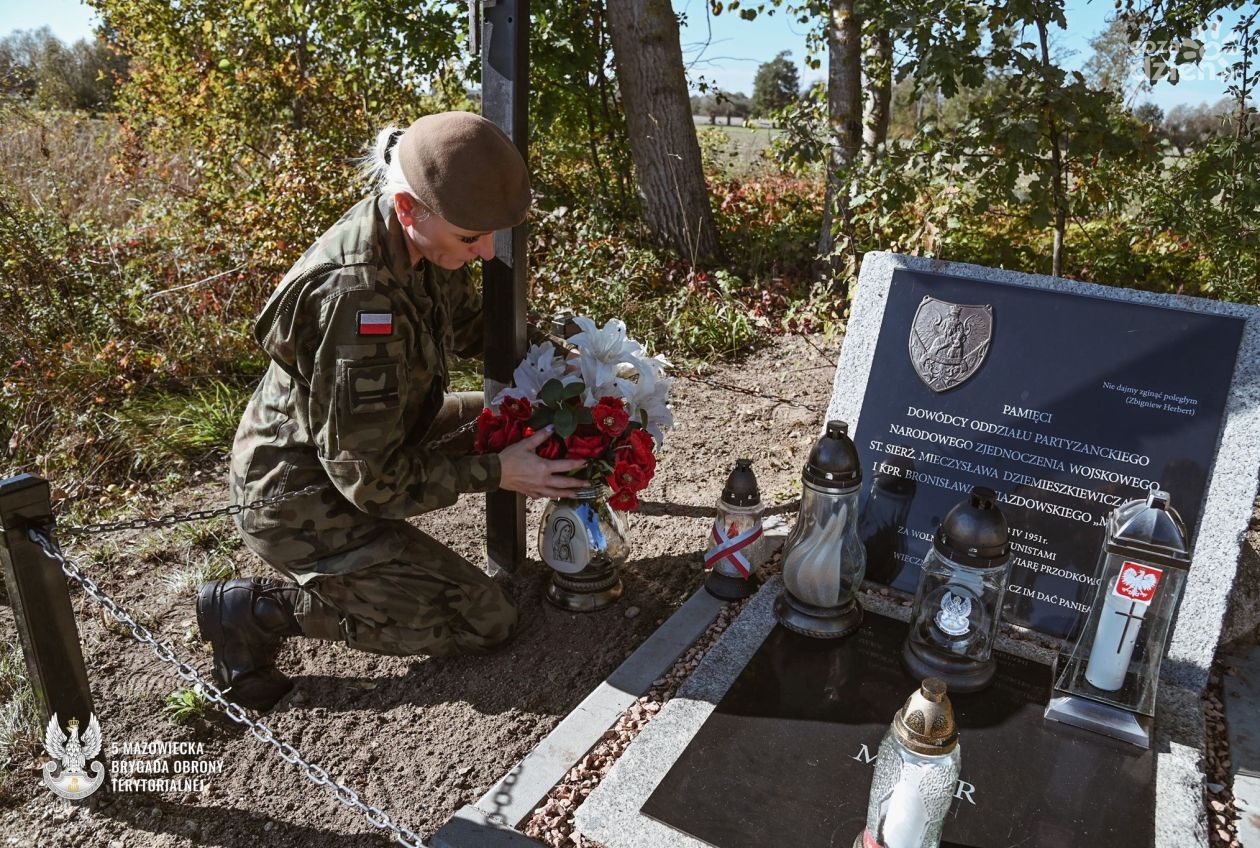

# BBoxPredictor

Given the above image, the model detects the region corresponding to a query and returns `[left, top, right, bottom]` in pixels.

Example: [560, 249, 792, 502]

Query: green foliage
[0, 27, 125, 111]
[162, 686, 213, 725]
[751, 51, 800, 118]
[113, 380, 253, 474]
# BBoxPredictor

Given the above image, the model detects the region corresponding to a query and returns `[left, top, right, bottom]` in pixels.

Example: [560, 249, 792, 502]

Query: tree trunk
[606, 0, 720, 263]
[818, 0, 863, 278]
[1036, 13, 1066, 277]
[862, 26, 892, 167]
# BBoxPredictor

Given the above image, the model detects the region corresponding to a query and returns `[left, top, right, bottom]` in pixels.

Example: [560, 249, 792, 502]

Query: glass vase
[539, 484, 630, 612]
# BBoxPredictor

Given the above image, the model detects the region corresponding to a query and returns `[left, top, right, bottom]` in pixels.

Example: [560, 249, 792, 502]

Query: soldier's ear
[395, 193, 432, 228]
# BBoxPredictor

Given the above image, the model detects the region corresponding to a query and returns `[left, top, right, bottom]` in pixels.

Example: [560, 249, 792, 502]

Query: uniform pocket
[334, 339, 406, 453]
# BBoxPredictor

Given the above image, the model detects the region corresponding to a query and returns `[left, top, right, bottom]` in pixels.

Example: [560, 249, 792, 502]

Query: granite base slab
[576, 577, 1211, 847]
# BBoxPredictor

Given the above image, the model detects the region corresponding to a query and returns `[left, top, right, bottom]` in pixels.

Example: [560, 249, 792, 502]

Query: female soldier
[197, 112, 587, 711]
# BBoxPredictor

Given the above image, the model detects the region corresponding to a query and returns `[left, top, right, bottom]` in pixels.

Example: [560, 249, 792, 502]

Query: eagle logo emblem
[934, 591, 973, 637]
[908, 296, 994, 392]
[1115, 562, 1162, 605]
[41, 713, 106, 800]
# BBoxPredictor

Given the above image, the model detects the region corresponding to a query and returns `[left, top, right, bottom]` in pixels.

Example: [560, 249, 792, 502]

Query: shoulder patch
[357, 311, 393, 336]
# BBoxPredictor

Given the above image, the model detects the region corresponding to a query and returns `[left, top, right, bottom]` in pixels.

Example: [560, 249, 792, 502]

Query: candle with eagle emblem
[1046, 490, 1191, 747]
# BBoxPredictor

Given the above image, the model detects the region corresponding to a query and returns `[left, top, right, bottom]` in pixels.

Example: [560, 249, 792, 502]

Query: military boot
[196, 577, 302, 711]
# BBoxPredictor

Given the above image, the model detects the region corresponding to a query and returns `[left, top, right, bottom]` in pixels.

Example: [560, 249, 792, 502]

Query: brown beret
[397, 111, 531, 232]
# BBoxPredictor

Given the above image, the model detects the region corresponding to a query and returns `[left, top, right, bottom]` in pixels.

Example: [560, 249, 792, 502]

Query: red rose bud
[592, 396, 630, 437]
[536, 434, 566, 459]
[608, 488, 639, 511]
[473, 408, 501, 454]
[500, 395, 533, 421]
[565, 432, 609, 459]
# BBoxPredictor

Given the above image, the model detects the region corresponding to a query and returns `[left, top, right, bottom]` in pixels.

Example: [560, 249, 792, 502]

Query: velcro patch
[345, 362, 400, 413]
[357, 311, 393, 336]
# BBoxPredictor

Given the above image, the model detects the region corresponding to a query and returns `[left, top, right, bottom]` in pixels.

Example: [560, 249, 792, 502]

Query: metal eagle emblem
[42, 713, 106, 799]
[908, 296, 993, 392]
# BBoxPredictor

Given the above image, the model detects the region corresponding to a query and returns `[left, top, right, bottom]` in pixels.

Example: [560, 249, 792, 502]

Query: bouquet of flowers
[473, 316, 673, 511]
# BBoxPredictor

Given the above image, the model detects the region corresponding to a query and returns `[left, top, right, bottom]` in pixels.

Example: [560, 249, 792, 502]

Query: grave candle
[775, 420, 866, 639]
[1046, 491, 1191, 747]
[704, 459, 766, 601]
[901, 487, 1012, 693]
[855, 678, 960, 848]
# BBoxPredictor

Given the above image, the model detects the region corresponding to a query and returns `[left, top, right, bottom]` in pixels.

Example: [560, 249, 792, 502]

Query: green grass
[696, 124, 784, 177]
[110, 380, 253, 474]
[0, 640, 40, 801]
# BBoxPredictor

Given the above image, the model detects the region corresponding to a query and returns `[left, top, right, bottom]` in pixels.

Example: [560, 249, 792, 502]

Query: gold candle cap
[893, 677, 959, 756]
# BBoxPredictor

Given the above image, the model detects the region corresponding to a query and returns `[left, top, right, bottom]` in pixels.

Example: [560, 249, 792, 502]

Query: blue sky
[1, 0, 1240, 110]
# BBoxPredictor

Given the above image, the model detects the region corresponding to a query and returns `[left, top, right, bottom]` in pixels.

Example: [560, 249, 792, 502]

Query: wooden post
[481, 0, 530, 574]
[0, 474, 93, 726]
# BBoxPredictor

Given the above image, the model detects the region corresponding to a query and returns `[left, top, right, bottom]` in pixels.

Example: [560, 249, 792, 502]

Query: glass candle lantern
[774, 420, 866, 639]
[854, 678, 961, 848]
[705, 458, 766, 601]
[902, 487, 1011, 693]
[1045, 490, 1190, 748]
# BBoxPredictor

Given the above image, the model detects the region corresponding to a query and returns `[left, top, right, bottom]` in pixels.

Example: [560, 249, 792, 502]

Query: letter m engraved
[852, 744, 876, 764]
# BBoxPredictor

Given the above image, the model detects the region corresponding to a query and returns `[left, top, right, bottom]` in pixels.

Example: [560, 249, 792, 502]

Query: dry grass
[0, 103, 191, 228]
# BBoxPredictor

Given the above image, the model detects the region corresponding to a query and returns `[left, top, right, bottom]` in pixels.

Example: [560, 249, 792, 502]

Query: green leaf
[554, 407, 577, 439]
[539, 379, 565, 405]
[562, 381, 585, 399]
[530, 407, 555, 429]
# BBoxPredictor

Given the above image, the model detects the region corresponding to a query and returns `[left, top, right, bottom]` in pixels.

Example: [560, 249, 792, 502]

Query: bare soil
[0, 333, 840, 847]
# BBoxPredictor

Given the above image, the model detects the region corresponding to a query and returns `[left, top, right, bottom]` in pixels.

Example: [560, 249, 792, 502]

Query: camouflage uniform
[229, 194, 517, 657]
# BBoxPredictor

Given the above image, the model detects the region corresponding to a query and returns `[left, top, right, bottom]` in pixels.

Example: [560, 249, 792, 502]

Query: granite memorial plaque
[851, 268, 1245, 638]
[642, 612, 1155, 848]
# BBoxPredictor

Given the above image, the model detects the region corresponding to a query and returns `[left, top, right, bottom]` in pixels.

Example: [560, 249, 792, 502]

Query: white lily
[569, 316, 648, 394]
[493, 342, 579, 407]
[614, 367, 674, 444]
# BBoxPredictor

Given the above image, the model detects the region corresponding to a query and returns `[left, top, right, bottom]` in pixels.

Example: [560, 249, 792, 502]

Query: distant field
[695, 122, 784, 176]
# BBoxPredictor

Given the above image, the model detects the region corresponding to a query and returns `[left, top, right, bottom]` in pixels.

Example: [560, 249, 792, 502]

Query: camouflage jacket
[230, 194, 500, 561]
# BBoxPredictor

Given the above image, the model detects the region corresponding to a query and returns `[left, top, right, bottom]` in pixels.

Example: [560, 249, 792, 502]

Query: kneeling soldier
[198, 112, 588, 710]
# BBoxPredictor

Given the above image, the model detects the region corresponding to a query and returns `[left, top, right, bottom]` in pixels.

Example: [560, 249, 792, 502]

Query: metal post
[481, 0, 530, 573]
[0, 474, 93, 725]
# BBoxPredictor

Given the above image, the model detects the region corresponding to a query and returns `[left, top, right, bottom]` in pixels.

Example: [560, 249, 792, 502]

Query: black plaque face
[642, 614, 1155, 848]
[854, 269, 1244, 638]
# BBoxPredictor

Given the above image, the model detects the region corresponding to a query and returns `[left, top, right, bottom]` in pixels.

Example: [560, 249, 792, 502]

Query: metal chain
[57, 420, 479, 539]
[57, 484, 327, 538]
[672, 370, 823, 413]
[28, 529, 426, 848]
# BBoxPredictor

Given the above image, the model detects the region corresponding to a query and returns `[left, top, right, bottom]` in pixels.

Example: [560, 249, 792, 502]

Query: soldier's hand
[499, 427, 591, 499]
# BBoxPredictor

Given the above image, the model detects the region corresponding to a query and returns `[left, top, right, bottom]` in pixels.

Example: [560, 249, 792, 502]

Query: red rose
[614, 428, 657, 476]
[500, 395, 532, 421]
[565, 432, 608, 460]
[608, 488, 639, 511]
[608, 457, 650, 493]
[535, 434, 565, 459]
[474, 408, 502, 454]
[592, 396, 630, 438]
[474, 409, 531, 453]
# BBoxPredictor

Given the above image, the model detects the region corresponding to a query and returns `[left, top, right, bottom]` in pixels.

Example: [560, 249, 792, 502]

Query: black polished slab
[642, 612, 1154, 848]
[854, 269, 1244, 638]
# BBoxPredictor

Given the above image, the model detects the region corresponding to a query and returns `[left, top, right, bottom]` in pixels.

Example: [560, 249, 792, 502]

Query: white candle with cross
[1085, 574, 1151, 691]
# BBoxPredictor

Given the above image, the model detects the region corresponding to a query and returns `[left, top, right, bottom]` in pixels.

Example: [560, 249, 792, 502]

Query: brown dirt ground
[0, 333, 841, 847]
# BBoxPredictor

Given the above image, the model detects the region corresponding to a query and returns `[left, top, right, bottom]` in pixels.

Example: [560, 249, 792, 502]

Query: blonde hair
[359, 125, 416, 201]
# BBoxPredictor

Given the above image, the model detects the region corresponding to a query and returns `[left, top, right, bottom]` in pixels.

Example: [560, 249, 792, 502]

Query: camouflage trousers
[234, 391, 519, 657]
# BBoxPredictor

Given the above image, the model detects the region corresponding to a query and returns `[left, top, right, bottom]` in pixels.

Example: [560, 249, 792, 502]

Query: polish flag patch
[357, 311, 393, 336]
